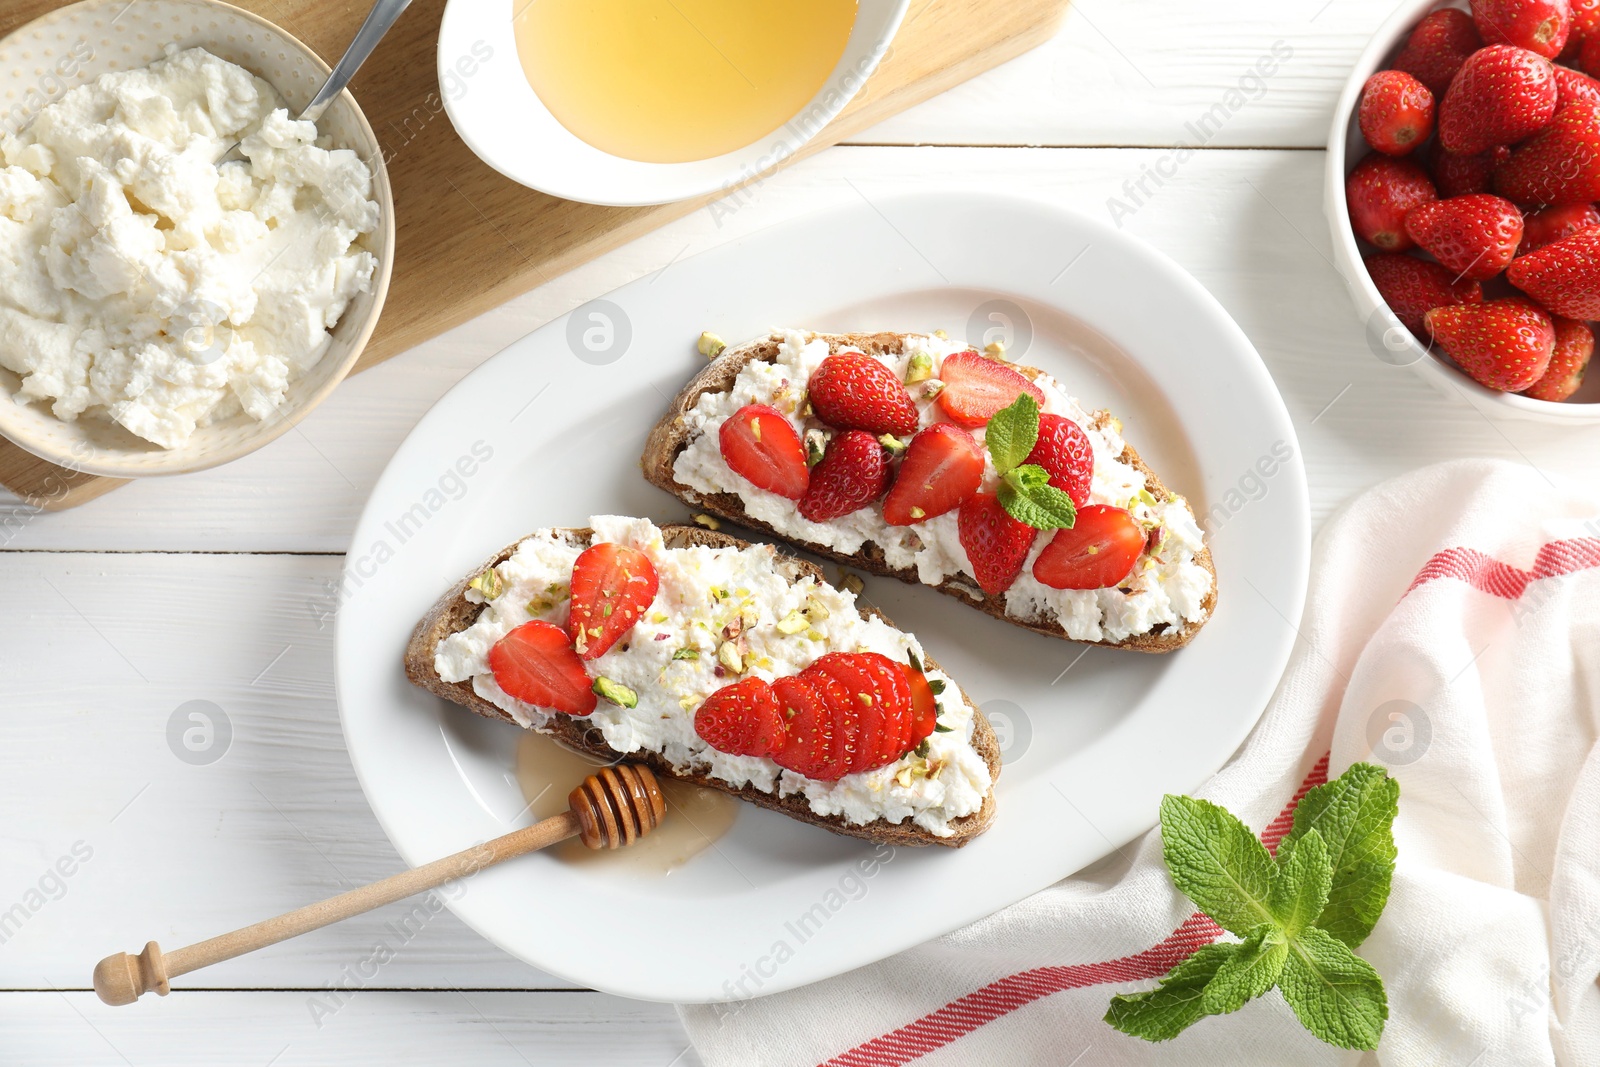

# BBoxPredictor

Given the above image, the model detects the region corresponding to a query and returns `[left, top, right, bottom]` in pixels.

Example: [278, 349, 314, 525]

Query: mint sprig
[985, 394, 1077, 530]
[1105, 763, 1398, 1051]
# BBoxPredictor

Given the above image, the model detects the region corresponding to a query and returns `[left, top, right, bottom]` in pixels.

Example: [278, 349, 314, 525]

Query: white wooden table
[8, 1, 1600, 1062]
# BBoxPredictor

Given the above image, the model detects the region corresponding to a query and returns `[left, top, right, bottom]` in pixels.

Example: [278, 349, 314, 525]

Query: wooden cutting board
[0, 0, 1069, 510]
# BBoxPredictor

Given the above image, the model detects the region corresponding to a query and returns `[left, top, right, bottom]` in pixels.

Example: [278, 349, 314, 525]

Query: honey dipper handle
[93, 810, 581, 1006]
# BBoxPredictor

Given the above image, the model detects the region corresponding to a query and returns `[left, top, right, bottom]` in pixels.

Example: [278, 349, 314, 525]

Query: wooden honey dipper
[92, 763, 665, 1006]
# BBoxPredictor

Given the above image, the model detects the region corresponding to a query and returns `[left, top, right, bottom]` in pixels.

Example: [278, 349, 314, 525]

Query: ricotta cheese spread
[0, 46, 380, 448]
[434, 516, 993, 837]
[671, 331, 1214, 644]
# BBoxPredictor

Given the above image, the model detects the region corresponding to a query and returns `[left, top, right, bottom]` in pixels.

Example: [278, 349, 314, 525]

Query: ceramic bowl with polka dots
[0, 0, 395, 477]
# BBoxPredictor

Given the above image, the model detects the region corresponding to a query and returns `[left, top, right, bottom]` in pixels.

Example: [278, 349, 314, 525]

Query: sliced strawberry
[1031, 505, 1146, 591]
[1395, 8, 1482, 94]
[904, 662, 940, 744]
[856, 652, 915, 765]
[1424, 298, 1556, 391]
[958, 490, 1038, 598]
[1347, 155, 1437, 251]
[772, 674, 838, 780]
[1403, 194, 1524, 280]
[935, 351, 1047, 429]
[1364, 253, 1484, 334]
[487, 620, 597, 716]
[1523, 315, 1594, 399]
[807, 352, 919, 435]
[799, 430, 890, 522]
[805, 654, 885, 773]
[694, 677, 786, 757]
[567, 543, 659, 660]
[1494, 101, 1600, 205]
[1024, 413, 1095, 508]
[882, 424, 984, 525]
[1474, 0, 1571, 58]
[1507, 222, 1600, 316]
[1438, 45, 1559, 156]
[719, 404, 809, 500]
[1518, 202, 1600, 253]
[796, 664, 857, 779]
[1358, 70, 1435, 155]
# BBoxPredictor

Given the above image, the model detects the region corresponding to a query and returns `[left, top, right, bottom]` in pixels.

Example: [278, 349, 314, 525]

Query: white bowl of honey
[437, 0, 907, 206]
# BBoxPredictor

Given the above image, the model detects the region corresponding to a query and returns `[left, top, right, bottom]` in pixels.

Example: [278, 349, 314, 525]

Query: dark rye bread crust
[640, 332, 1219, 653]
[403, 524, 1000, 848]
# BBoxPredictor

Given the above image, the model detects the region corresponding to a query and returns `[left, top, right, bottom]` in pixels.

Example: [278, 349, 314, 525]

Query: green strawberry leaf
[985, 393, 1040, 476]
[1278, 926, 1388, 1050]
[1104, 943, 1236, 1042]
[1200, 924, 1288, 1016]
[1159, 795, 1277, 938]
[1278, 763, 1398, 948]
[997, 465, 1078, 530]
[1269, 828, 1331, 940]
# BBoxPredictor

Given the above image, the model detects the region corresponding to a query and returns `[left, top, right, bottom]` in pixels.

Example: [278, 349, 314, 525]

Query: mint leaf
[984, 393, 1039, 476]
[1200, 924, 1287, 1015]
[1159, 795, 1276, 937]
[1104, 943, 1235, 1042]
[1278, 763, 1398, 948]
[1269, 828, 1331, 939]
[997, 465, 1078, 530]
[1279, 926, 1388, 1050]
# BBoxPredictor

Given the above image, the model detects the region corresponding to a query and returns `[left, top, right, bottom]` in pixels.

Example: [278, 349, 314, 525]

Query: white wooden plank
[0, 552, 573, 990]
[0, 991, 699, 1067]
[7, 145, 1600, 553]
[850, 0, 1396, 148]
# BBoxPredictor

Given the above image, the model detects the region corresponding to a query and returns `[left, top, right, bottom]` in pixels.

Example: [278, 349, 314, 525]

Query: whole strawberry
[1507, 224, 1600, 315]
[798, 430, 889, 522]
[1359, 70, 1436, 155]
[1347, 155, 1437, 250]
[1439, 45, 1559, 154]
[1364, 253, 1484, 333]
[1494, 101, 1600, 204]
[807, 353, 919, 436]
[1523, 314, 1594, 398]
[1553, 63, 1600, 106]
[1426, 143, 1512, 196]
[1403, 194, 1525, 279]
[1518, 201, 1600, 251]
[1424, 298, 1556, 390]
[1472, 0, 1572, 58]
[1395, 8, 1484, 93]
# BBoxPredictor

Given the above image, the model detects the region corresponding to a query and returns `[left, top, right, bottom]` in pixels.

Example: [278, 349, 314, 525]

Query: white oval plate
[336, 192, 1310, 1003]
[437, 0, 907, 206]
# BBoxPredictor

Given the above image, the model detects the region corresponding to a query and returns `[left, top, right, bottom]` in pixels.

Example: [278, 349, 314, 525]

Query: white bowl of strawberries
[1328, 0, 1600, 419]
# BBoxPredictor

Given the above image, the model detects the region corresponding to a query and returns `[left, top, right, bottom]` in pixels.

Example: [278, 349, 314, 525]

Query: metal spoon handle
[300, 0, 417, 124]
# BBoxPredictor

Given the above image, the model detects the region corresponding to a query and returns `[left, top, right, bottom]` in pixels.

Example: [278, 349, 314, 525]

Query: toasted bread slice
[404, 523, 1000, 848]
[641, 331, 1217, 653]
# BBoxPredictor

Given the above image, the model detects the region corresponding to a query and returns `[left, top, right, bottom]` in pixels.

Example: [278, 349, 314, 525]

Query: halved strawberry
[772, 674, 837, 780]
[882, 424, 984, 525]
[807, 353, 919, 435]
[567, 543, 659, 659]
[1025, 413, 1095, 507]
[1424, 298, 1556, 390]
[1523, 315, 1594, 399]
[1031, 505, 1146, 590]
[1507, 225, 1600, 316]
[1438, 45, 1559, 156]
[904, 662, 940, 743]
[1358, 70, 1435, 155]
[958, 490, 1038, 597]
[1395, 8, 1482, 93]
[1403, 194, 1524, 280]
[935, 351, 1047, 429]
[799, 430, 890, 522]
[1347, 155, 1437, 251]
[694, 677, 786, 757]
[1518, 202, 1600, 253]
[488, 620, 597, 716]
[719, 404, 809, 500]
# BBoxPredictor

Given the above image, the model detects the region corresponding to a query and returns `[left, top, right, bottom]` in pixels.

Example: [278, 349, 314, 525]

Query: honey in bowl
[515, 0, 859, 164]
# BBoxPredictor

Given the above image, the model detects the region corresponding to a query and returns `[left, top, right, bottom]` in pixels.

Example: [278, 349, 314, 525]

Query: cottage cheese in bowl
[0, 45, 380, 449]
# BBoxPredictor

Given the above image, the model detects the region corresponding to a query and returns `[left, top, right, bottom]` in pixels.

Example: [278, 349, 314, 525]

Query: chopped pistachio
[672, 647, 699, 661]
[1087, 545, 1099, 555]
[679, 695, 699, 712]
[933, 328, 949, 340]
[692, 513, 721, 531]
[592, 676, 638, 708]
[709, 586, 729, 601]
[697, 331, 726, 359]
[776, 609, 809, 634]
[857, 692, 873, 706]
[878, 433, 908, 455]
[983, 339, 1007, 361]
[909, 506, 925, 520]
[717, 641, 744, 674]
[800, 399, 814, 419]
[602, 603, 614, 618]
[649, 611, 669, 624]
[924, 756, 949, 779]
[1137, 487, 1159, 507]
[904, 351, 934, 384]
[749, 417, 763, 443]
[467, 568, 503, 600]
[804, 428, 828, 467]
[838, 571, 865, 596]
[805, 629, 826, 641]
[918, 380, 945, 400]
[803, 598, 830, 623]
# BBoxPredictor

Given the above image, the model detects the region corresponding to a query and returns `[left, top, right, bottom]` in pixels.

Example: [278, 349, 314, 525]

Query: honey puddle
[515, 732, 738, 874]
